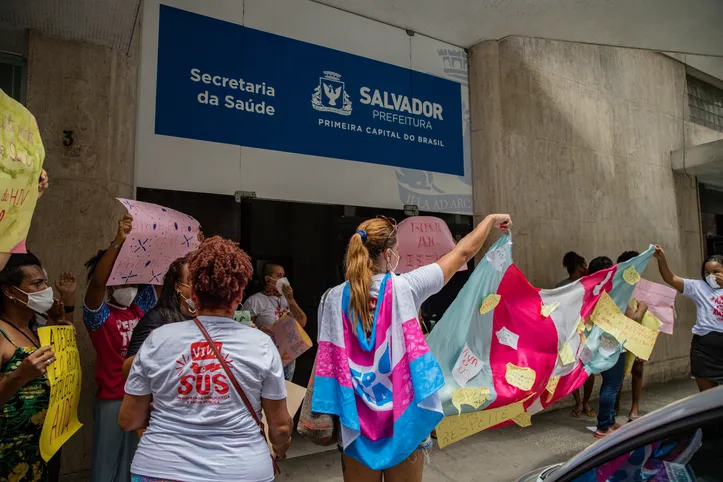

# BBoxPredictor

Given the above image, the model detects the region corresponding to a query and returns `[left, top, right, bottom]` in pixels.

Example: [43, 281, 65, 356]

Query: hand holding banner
[38, 326, 83, 462]
[108, 199, 201, 286]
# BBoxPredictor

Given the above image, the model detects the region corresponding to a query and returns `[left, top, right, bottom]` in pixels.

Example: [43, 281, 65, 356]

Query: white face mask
[180, 292, 197, 314]
[275, 277, 290, 295]
[14, 286, 55, 314]
[112, 286, 138, 307]
[706, 274, 720, 290]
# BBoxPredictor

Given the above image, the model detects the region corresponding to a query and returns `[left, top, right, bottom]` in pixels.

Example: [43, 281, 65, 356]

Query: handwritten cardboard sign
[38, 326, 83, 462]
[271, 315, 313, 367]
[435, 398, 526, 448]
[262, 381, 306, 456]
[108, 199, 201, 286]
[396, 216, 467, 274]
[452, 343, 483, 388]
[0, 89, 45, 252]
[590, 292, 658, 360]
[633, 279, 676, 334]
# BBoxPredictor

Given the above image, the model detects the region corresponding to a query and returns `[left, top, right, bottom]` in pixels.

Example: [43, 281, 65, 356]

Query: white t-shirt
[683, 279, 723, 336]
[243, 292, 290, 328]
[371, 264, 445, 313]
[125, 316, 287, 482]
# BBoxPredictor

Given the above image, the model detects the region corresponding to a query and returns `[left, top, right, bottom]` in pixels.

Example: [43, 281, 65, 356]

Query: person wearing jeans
[595, 353, 627, 436]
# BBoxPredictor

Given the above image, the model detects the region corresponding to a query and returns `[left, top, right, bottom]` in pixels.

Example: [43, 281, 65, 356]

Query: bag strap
[193, 317, 281, 475]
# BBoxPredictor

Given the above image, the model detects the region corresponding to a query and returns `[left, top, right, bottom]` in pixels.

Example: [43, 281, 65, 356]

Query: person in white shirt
[243, 263, 307, 381]
[119, 237, 292, 482]
[655, 245, 723, 392]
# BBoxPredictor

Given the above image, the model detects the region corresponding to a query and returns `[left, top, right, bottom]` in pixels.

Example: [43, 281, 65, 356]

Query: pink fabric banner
[396, 216, 466, 274]
[633, 279, 676, 334]
[107, 199, 200, 286]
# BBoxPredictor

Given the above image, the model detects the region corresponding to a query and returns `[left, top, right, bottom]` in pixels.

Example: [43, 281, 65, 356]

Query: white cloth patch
[495, 327, 519, 350]
[485, 247, 507, 272]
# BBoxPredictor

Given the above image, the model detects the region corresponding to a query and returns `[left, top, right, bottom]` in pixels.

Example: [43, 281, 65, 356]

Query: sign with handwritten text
[38, 326, 83, 461]
[591, 292, 658, 360]
[396, 216, 467, 274]
[435, 398, 526, 448]
[452, 343, 483, 388]
[271, 315, 313, 367]
[633, 279, 676, 334]
[0, 89, 45, 252]
[108, 199, 201, 286]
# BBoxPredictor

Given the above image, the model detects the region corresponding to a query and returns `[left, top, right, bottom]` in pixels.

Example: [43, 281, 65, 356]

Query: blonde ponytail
[344, 218, 398, 335]
[346, 232, 374, 334]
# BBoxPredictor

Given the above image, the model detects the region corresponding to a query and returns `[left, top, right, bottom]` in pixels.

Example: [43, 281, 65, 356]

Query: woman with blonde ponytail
[311, 214, 512, 481]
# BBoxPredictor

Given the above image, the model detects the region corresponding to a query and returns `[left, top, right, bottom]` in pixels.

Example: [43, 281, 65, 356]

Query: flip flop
[570, 408, 583, 418]
[593, 430, 610, 439]
[628, 414, 640, 422]
[583, 409, 597, 417]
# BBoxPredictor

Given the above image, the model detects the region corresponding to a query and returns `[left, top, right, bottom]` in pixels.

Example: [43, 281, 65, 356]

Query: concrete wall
[469, 37, 702, 387]
[24, 31, 139, 479]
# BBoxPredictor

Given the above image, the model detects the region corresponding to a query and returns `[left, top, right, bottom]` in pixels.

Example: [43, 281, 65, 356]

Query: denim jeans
[597, 353, 626, 431]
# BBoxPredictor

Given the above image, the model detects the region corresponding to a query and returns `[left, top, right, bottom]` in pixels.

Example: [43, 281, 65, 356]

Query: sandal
[583, 408, 597, 417]
[593, 429, 613, 439]
[570, 408, 583, 418]
[628, 413, 639, 422]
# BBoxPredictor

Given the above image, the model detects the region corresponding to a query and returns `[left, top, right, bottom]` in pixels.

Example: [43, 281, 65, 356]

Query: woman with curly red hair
[119, 237, 292, 482]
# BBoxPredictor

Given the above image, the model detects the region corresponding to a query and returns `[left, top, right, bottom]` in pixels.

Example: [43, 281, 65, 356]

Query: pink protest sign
[271, 315, 313, 367]
[633, 279, 676, 335]
[107, 199, 201, 286]
[396, 216, 466, 274]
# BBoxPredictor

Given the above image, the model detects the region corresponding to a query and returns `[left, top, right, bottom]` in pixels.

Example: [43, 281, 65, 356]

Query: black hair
[155, 257, 188, 323]
[588, 256, 613, 275]
[562, 252, 586, 275]
[263, 262, 282, 278]
[617, 251, 640, 264]
[0, 252, 43, 313]
[701, 254, 723, 279]
[85, 249, 107, 284]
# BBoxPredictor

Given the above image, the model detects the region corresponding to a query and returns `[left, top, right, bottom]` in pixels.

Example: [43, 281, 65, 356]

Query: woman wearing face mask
[312, 214, 511, 482]
[122, 257, 195, 379]
[654, 246, 723, 392]
[83, 214, 158, 482]
[0, 253, 67, 481]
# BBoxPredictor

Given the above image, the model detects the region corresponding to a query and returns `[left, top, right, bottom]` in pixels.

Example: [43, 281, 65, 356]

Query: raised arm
[654, 245, 684, 293]
[281, 284, 307, 328]
[436, 214, 512, 284]
[85, 215, 133, 310]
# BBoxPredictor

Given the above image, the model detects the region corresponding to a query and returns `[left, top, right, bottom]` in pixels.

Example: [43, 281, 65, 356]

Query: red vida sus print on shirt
[176, 341, 230, 403]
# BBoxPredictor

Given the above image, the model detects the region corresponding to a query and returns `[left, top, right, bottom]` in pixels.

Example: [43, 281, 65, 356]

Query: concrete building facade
[1, 5, 723, 480]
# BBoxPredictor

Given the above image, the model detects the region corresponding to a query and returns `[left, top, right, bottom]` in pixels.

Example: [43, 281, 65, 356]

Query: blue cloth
[597, 354, 626, 431]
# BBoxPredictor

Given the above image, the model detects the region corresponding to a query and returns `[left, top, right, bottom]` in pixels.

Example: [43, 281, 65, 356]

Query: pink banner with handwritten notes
[107, 199, 200, 286]
[396, 216, 466, 274]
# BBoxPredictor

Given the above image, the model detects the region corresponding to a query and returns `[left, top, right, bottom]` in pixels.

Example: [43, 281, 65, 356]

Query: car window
[568, 420, 722, 482]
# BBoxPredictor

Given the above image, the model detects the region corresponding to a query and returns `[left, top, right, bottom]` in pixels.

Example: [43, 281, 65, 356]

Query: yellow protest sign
[479, 294, 501, 315]
[540, 302, 560, 318]
[545, 376, 560, 402]
[38, 326, 83, 462]
[512, 411, 532, 428]
[0, 89, 45, 251]
[451, 386, 490, 415]
[558, 342, 575, 366]
[623, 266, 641, 285]
[576, 317, 585, 334]
[435, 399, 526, 448]
[590, 292, 658, 360]
[505, 363, 536, 391]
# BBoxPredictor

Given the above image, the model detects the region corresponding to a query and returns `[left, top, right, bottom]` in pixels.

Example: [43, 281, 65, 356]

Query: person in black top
[122, 257, 195, 378]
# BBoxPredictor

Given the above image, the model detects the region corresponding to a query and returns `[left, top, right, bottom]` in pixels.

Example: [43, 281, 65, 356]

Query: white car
[516, 386, 723, 482]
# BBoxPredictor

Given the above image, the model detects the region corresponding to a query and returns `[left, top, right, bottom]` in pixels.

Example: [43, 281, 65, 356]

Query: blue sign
[155, 5, 464, 176]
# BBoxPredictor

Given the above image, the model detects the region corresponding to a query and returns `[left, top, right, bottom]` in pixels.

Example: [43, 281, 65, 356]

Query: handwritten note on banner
[38, 326, 83, 462]
[108, 199, 201, 286]
[435, 398, 526, 448]
[633, 279, 676, 335]
[271, 315, 313, 367]
[451, 387, 490, 415]
[591, 292, 658, 360]
[505, 363, 536, 391]
[396, 216, 467, 274]
[452, 343, 483, 388]
[0, 89, 45, 252]
[479, 294, 501, 315]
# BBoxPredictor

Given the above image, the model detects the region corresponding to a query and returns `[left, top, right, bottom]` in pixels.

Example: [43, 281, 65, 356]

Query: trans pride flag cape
[426, 234, 656, 447]
[312, 274, 445, 470]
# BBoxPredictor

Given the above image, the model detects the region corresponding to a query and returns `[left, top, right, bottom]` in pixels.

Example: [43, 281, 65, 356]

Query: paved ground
[277, 379, 698, 482]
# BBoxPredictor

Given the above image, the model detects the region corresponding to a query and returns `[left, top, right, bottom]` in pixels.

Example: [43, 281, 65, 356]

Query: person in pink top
[83, 214, 158, 482]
